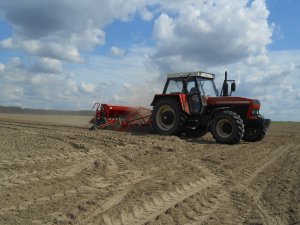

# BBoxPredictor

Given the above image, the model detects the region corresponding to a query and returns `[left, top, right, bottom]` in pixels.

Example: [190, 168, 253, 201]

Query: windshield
[197, 78, 218, 97]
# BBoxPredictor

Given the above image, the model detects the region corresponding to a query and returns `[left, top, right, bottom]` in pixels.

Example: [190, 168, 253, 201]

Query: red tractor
[90, 71, 270, 144]
[151, 71, 270, 144]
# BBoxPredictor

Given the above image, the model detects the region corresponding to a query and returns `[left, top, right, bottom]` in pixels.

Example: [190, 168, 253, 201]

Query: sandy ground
[0, 113, 92, 127]
[0, 114, 299, 225]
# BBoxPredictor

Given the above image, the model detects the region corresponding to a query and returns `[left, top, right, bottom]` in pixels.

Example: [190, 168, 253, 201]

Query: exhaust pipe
[222, 71, 229, 96]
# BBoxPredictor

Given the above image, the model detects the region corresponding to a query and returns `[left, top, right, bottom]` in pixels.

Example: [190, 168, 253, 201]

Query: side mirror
[231, 82, 236, 92]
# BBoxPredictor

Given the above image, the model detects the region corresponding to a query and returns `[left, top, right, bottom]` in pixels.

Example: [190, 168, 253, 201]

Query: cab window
[186, 80, 198, 94]
[165, 79, 183, 94]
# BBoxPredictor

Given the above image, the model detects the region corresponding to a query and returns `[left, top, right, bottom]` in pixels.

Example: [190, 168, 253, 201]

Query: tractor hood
[207, 96, 259, 106]
[207, 96, 261, 119]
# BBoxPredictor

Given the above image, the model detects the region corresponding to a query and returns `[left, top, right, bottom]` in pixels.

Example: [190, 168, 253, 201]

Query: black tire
[211, 110, 244, 144]
[243, 128, 266, 142]
[152, 97, 182, 135]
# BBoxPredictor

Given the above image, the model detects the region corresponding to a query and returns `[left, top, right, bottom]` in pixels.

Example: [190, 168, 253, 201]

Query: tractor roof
[167, 71, 215, 79]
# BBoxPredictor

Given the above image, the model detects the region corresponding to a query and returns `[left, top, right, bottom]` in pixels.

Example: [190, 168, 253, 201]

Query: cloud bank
[0, 0, 299, 121]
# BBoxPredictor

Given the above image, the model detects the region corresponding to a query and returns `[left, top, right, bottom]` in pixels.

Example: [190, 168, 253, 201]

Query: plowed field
[0, 114, 299, 225]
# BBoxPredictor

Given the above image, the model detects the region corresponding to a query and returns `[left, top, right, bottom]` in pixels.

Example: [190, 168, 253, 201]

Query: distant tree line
[0, 105, 93, 116]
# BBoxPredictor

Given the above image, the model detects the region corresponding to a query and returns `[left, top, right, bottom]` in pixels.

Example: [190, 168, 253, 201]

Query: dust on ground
[0, 114, 299, 225]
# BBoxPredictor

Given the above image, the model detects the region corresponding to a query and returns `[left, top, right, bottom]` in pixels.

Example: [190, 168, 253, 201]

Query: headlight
[252, 109, 259, 115]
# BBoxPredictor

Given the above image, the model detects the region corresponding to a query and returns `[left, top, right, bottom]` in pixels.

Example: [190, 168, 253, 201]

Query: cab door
[186, 78, 202, 113]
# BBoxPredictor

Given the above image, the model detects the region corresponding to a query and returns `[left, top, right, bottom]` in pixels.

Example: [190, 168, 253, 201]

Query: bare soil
[0, 114, 299, 225]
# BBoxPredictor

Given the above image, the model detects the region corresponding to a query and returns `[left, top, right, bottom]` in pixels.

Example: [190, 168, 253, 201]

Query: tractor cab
[162, 71, 218, 114]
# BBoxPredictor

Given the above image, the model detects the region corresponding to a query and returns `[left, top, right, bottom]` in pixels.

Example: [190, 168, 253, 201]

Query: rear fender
[151, 94, 190, 114]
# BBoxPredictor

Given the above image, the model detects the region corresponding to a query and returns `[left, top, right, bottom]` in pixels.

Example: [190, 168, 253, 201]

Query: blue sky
[0, 0, 299, 121]
[267, 0, 300, 50]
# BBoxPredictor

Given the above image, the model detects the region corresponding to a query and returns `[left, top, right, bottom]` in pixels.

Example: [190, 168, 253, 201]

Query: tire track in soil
[0, 149, 120, 217]
[99, 155, 224, 225]
[72, 171, 150, 225]
[235, 144, 298, 225]
[0, 148, 106, 186]
[103, 176, 219, 225]
[0, 157, 97, 188]
[1, 175, 120, 218]
[0, 145, 102, 169]
[184, 165, 228, 224]
[169, 158, 231, 224]
[0, 184, 107, 216]
[28, 150, 141, 224]
[180, 144, 296, 225]
[182, 188, 230, 225]
[244, 144, 295, 184]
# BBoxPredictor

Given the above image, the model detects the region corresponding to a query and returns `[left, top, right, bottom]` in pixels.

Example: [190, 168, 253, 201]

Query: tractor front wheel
[152, 98, 182, 135]
[211, 110, 244, 144]
[243, 128, 266, 142]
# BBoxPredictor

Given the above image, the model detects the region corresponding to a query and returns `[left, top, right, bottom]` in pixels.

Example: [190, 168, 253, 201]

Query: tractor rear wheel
[243, 128, 266, 142]
[152, 98, 182, 135]
[211, 110, 244, 144]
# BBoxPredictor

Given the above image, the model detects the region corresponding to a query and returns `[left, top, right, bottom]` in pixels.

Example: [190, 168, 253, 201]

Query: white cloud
[0, 63, 5, 71]
[1, 0, 144, 34]
[3, 0, 274, 67]
[0, 0, 274, 67]
[153, 14, 174, 40]
[140, 8, 154, 21]
[112, 81, 160, 107]
[30, 74, 59, 85]
[9, 57, 21, 66]
[70, 27, 105, 50]
[151, 0, 273, 71]
[30, 58, 62, 74]
[40, 58, 62, 71]
[0, 46, 160, 110]
[1, 86, 24, 101]
[1, 38, 82, 62]
[0, 37, 13, 48]
[79, 82, 96, 94]
[110, 46, 126, 56]
[0, 0, 148, 63]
